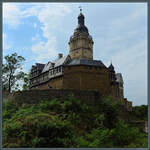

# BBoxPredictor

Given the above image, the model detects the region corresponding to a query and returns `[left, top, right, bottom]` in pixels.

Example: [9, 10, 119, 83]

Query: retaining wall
[12, 89, 100, 106]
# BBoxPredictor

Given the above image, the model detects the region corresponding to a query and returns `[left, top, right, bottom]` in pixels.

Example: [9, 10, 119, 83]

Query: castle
[29, 10, 132, 110]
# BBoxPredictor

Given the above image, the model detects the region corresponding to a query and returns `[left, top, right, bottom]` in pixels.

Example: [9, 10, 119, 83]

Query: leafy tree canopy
[22, 72, 31, 90]
[2, 53, 26, 93]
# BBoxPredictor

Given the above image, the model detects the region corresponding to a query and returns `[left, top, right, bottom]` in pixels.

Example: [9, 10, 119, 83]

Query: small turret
[108, 62, 116, 82]
[108, 63, 115, 72]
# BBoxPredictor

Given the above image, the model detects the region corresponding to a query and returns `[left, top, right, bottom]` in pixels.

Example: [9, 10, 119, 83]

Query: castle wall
[50, 76, 63, 89]
[31, 76, 63, 90]
[110, 84, 120, 98]
[31, 66, 123, 101]
[12, 89, 100, 106]
[63, 65, 111, 96]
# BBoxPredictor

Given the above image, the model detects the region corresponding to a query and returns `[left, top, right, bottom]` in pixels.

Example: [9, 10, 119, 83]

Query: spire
[74, 7, 88, 34]
[108, 62, 115, 71]
[78, 6, 85, 25]
[79, 6, 82, 13]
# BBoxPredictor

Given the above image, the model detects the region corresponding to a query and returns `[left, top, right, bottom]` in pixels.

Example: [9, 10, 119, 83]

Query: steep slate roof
[65, 59, 106, 67]
[42, 55, 70, 73]
[42, 61, 53, 73]
[53, 55, 69, 67]
[33, 63, 45, 71]
[116, 73, 123, 83]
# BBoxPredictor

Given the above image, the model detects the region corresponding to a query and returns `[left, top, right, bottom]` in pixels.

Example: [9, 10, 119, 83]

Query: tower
[69, 9, 94, 60]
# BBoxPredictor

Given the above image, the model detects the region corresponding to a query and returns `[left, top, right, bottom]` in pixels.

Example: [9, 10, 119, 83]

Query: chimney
[58, 53, 63, 59]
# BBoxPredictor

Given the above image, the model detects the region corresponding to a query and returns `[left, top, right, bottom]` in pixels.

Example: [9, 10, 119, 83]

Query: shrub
[3, 112, 74, 148]
[2, 97, 148, 148]
[39, 99, 62, 113]
[2, 100, 18, 121]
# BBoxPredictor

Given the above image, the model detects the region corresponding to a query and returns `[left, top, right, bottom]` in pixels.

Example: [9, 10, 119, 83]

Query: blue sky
[3, 3, 147, 106]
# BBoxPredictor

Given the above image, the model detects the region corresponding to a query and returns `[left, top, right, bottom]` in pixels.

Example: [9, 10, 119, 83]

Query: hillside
[2, 96, 148, 148]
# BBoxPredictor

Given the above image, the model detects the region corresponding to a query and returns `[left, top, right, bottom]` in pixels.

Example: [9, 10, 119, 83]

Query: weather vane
[79, 6, 82, 13]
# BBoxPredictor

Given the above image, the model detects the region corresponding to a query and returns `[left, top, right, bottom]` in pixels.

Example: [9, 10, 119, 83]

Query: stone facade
[63, 65, 110, 96]
[69, 33, 93, 60]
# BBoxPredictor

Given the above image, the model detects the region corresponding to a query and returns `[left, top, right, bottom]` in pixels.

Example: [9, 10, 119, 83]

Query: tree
[2, 53, 25, 93]
[22, 72, 30, 90]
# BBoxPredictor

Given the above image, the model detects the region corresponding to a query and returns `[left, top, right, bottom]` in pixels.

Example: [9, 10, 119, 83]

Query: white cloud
[30, 4, 72, 62]
[3, 3, 23, 28]
[31, 36, 58, 63]
[110, 6, 146, 31]
[3, 33, 11, 50]
[3, 3, 72, 62]
[33, 23, 37, 28]
[94, 5, 147, 106]
[31, 34, 39, 41]
[3, 3, 43, 28]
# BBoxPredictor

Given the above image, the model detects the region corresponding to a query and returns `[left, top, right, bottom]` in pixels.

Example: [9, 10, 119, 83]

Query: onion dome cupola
[69, 7, 94, 60]
[74, 12, 89, 34]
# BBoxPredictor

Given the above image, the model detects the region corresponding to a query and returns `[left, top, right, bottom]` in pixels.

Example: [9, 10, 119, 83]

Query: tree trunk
[8, 73, 11, 93]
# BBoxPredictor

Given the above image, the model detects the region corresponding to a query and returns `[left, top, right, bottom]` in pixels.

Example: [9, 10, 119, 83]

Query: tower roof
[65, 59, 106, 68]
[74, 10, 89, 34]
[108, 63, 115, 71]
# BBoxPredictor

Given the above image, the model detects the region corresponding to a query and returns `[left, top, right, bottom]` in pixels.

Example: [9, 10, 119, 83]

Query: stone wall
[121, 98, 132, 111]
[2, 91, 13, 102]
[63, 65, 111, 96]
[69, 33, 93, 60]
[12, 89, 100, 106]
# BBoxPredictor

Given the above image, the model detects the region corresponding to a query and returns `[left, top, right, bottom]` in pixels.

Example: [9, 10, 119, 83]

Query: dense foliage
[2, 96, 148, 148]
[130, 105, 148, 121]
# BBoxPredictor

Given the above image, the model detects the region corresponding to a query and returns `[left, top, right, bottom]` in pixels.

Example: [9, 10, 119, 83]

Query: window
[50, 70, 52, 75]
[59, 67, 61, 72]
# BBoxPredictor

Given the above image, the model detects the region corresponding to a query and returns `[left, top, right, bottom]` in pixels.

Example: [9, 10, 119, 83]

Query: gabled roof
[42, 55, 71, 73]
[65, 59, 106, 67]
[36, 63, 45, 70]
[32, 63, 45, 71]
[53, 55, 70, 67]
[42, 61, 53, 73]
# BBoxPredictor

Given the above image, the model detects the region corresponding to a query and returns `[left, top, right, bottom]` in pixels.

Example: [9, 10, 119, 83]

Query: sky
[3, 3, 147, 106]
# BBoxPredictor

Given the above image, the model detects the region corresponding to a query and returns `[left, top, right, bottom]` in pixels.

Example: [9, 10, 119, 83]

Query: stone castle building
[29, 11, 132, 110]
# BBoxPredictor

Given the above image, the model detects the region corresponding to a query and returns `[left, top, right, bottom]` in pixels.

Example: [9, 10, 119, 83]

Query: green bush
[3, 112, 74, 148]
[131, 105, 148, 121]
[39, 99, 62, 113]
[2, 100, 18, 121]
[2, 97, 148, 148]
[62, 95, 83, 113]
